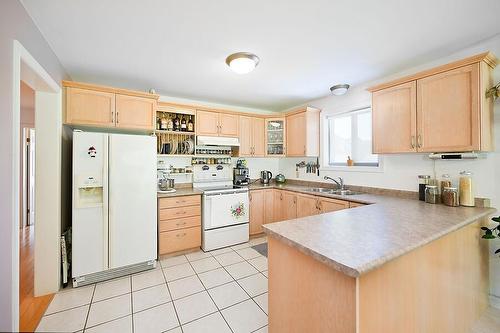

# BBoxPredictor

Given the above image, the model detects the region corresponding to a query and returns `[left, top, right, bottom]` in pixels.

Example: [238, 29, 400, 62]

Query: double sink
[305, 188, 361, 196]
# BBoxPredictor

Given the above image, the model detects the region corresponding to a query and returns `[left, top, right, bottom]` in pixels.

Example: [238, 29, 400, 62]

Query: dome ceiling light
[330, 84, 350, 96]
[225, 52, 260, 74]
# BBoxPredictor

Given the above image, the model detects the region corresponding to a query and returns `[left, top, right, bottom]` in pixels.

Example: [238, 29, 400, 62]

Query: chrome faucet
[324, 176, 344, 190]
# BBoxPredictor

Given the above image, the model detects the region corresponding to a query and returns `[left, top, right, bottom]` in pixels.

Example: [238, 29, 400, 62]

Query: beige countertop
[261, 183, 495, 278]
[157, 187, 203, 198]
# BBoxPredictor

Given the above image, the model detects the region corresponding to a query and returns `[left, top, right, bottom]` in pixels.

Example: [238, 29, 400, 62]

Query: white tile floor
[36, 236, 268, 333]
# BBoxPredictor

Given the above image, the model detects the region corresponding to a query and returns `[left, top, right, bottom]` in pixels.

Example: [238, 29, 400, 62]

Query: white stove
[193, 164, 250, 251]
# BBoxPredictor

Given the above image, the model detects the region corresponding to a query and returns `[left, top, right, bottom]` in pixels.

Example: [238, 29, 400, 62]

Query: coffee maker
[233, 159, 250, 186]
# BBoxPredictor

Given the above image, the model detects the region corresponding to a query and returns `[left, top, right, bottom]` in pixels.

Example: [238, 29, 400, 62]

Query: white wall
[279, 34, 500, 299]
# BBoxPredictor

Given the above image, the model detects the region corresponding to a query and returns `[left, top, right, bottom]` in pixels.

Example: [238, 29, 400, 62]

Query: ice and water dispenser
[75, 174, 104, 207]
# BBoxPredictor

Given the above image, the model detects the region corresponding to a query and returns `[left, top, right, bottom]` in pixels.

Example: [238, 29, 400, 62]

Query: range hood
[197, 135, 240, 146]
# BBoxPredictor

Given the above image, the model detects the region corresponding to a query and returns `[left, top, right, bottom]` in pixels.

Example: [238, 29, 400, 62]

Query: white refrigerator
[72, 131, 157, 286]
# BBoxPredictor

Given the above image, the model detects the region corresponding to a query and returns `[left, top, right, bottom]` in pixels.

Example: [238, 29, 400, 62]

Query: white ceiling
[22, 0, 500, 111]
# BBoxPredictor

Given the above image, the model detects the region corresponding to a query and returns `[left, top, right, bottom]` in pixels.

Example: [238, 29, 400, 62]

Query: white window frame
[321, 106, 384, 173]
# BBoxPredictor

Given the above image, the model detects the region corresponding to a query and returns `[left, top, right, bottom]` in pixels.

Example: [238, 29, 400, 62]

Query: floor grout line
[185, 252, 235, 333]
[161, 263, 184, 333]
[44, 238, 268, 332]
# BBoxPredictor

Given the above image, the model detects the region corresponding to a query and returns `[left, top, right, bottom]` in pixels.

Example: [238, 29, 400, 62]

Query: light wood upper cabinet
[417, 64, 479, 152]
[196, 110, 220, 136]
[115, 94, 156, 130]
[372, 82, 416, 153]
[196, 110, 239, 137]
[286, 107, 320, 157]
[369, 52, 497, 153]
[249, 190, 265, 235]
[65, 87, 115, 127]
[296, 194, 319, 218]
[64, 81, 159, 131]
[239, 116, 265, 157]
[219, 113, 239, 137]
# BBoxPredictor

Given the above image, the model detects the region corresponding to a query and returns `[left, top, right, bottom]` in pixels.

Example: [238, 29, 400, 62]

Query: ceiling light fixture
[330, 84, 350, 96]
[225, 52, 260, 74]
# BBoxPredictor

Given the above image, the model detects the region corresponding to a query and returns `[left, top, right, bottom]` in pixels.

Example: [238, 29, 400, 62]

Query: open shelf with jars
[155, 106, 196, 155]
[266, 118, 285, 156]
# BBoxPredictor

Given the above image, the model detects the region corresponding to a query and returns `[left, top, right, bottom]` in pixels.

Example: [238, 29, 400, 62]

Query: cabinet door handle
[116, 111, 119, 124]
[411, 136, 416, 149]
[280, 193, 283, 200]
[249, 193, 252, 201]
[175, 210, 186, 215]
[111, 111, 115, 123]
[176, 221, 187, 226]
[417, 134, 422, 148]
[176, 233, 187, 238]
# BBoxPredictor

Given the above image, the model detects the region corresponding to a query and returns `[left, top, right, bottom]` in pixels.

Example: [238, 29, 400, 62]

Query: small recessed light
[330, 84, 350, 96]
[226, 52, 260, 74]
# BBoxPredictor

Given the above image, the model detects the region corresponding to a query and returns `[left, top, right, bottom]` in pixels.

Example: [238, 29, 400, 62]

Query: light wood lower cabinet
[250, 189, 274, 235]
[318, 197, 349, 213]
[158, 195, 201, 255]
[282, 191, 297, 220]
[296, 194, 319, 218]
[270, 189, 358, 224]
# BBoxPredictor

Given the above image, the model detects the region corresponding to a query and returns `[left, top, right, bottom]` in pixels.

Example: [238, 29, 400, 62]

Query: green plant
[481, 216, 500, 256]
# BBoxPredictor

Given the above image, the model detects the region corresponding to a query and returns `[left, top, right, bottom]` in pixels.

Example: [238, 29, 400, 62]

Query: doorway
[11, 40, 62, 332]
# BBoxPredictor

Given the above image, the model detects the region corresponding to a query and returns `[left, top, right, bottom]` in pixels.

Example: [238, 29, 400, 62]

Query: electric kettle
[260, 170, 273, 185]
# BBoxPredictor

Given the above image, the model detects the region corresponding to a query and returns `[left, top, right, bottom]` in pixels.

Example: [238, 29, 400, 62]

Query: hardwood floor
[19, 225, 54, 332]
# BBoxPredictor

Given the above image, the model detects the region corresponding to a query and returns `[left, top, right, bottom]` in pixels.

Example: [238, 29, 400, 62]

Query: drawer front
[159, 195, 201, 209]
[159, 205, 200, 220]
[159, 226, 201, 255]
[159, 216, 201, 232]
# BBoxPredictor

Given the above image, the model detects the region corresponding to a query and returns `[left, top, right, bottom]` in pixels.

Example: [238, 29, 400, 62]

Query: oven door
[203, 191, 249, 230]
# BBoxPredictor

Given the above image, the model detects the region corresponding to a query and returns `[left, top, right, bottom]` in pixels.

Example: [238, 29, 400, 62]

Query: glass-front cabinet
[266, 118, 285, 156]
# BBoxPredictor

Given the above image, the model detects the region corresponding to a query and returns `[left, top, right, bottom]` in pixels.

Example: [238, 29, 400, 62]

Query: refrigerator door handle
[103, 134, 109, 269]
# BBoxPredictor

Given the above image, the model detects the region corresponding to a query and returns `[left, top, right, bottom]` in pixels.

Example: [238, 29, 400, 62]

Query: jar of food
[418, 175, 431, 201]
[425, 185, 439, 204]
[440, 174, 452, 197]
[459, 171, 475, 207]
[442, 187, 459, 207]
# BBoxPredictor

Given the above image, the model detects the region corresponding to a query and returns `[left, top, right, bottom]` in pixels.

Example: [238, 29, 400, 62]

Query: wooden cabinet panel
[115, 94, 156, 130]
[297, 194, 319, 218]
[219, 113, 239, 137]
[65, 87, 115, 127]
[196, 110, 219, 136]
[264, 189, 274, 224]
[239, 116, 253, 156]
[286, 112, 306, 156]
[349, 202, 365, 208]
[252, 117, 266, 156]
[250, 190, 265, 235]
[159, 205, 200, 221]
[273, 190, 284, 222]
[159, 195, 201, 209]
[417, 64, 479, 152]
[319, 198, 349, 213]
[282, 191, 297, 220]
[159, 216, 201, 232]
[372, 81, 417, 153]
[158, 226, 201, 255]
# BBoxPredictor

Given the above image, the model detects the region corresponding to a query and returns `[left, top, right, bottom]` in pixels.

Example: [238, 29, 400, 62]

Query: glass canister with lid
[459, 171, 475, 207]
[425, 185, 439, 204]
[442, 187, 459, 207]
[418, 175, 431, 201]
